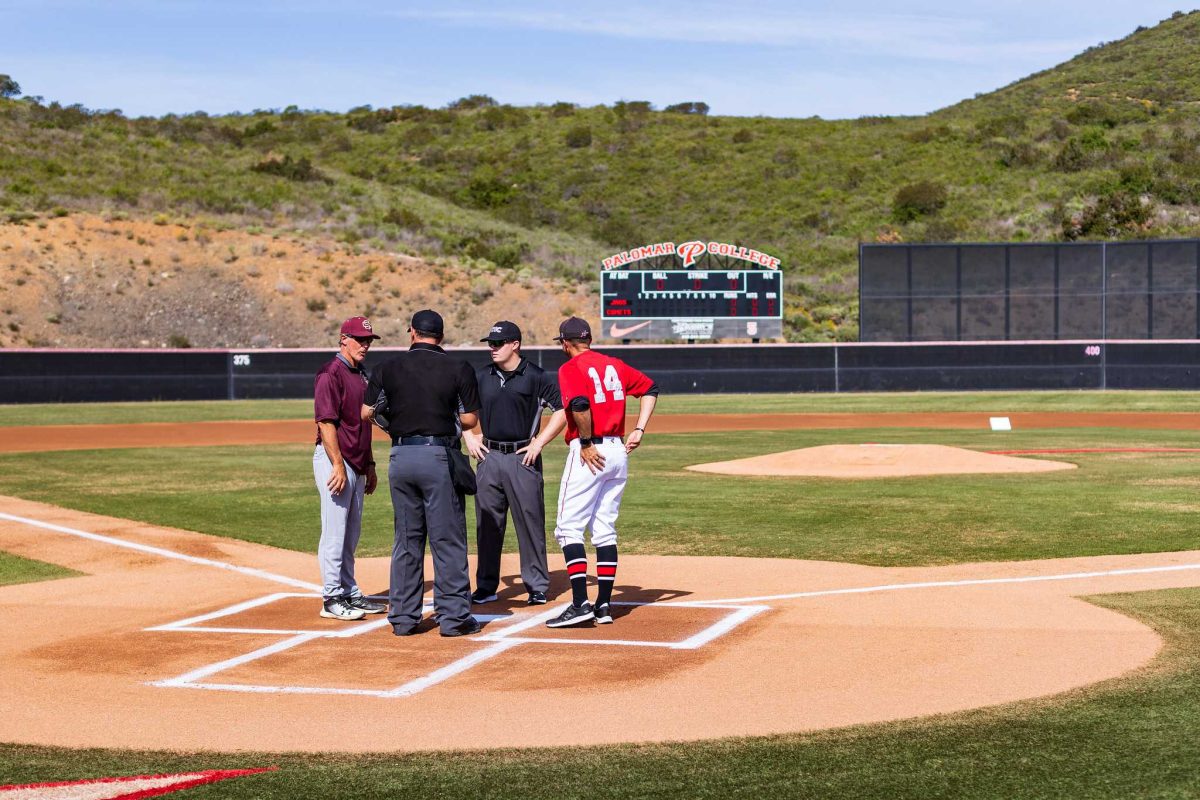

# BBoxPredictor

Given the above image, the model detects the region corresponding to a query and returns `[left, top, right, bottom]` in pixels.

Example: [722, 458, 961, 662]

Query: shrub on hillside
[382, 207, 424, 230]
[664, 101, 710, 115]
[892, 180, 948, 222]
[250, 154, 329, 183]
[732, 128, 753, 144]
[564, 125, 593, 148]
[447, 94, 497, 111]
[1060, 191, 1151, 239]
[549, 101, 576, 117]
[463, 175, 516, 209]
[0, 74, 20, 98]
[996, 140, 1039, 168]
[1065, 100, 1150, 129]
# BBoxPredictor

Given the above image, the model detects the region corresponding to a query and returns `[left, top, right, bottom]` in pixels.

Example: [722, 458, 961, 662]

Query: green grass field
[2, 389, 1200, 426]
[1, 392, 1198, 797]
[0, 551, 79, 587]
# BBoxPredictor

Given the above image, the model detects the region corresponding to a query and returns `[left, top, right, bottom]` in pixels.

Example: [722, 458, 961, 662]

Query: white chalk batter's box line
[144, 593, 770, 698]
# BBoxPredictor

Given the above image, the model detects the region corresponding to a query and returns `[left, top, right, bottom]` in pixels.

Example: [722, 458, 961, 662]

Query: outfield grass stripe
[0, 511, 320, 592]
[698, 561, 1200, 604]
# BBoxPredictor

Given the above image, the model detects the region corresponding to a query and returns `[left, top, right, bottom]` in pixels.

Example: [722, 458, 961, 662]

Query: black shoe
[347, 595, 387, 614]
[527, 591, 547, 605]
[471, 589, 498, 604]
[392, 625, 417, 636]
[595, 602, 613, 624]
[546, 602, 594, 628]
[441, 618, 482, 637]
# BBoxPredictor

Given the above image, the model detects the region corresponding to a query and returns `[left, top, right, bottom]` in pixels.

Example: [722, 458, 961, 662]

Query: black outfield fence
[861, 240, 1200, 342]
[2, 341, 1199, 403]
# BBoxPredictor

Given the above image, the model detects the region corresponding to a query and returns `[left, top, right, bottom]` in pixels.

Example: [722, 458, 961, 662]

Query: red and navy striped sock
[562, 543, 588, 606]
[596, 544, 617, 606]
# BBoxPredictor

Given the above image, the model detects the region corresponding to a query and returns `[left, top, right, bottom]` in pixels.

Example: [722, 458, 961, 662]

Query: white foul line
[0, 511, 320, 592]
[688, 562, 1200, 606]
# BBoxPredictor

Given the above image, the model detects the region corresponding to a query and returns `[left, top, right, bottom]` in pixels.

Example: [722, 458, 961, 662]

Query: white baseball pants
[313, 445, 366, 600]
[554, 437, 628, 548]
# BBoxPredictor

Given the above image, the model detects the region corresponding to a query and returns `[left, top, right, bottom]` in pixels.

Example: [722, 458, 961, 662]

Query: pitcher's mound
[686, 444, 1077, 478]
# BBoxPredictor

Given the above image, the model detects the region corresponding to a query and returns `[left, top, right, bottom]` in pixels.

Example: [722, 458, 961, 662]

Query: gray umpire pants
[474, 450, 550, 596]
[387, 445, 473, 634]
[313, 446, 366, 601]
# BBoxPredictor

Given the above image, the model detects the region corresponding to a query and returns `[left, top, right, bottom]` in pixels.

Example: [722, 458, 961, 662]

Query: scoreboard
[600, 268, 783, 340]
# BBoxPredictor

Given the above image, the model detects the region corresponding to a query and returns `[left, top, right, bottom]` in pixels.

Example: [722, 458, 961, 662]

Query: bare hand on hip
[579, 443, 606, 474]
[327, 465, 348, 495]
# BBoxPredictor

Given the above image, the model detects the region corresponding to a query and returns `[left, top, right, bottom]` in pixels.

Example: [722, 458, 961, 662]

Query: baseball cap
[553, 316, 592, 341]
[410, 309, 444, 336]
[340, 316, 380, 340]
[480, 320, 522, 343]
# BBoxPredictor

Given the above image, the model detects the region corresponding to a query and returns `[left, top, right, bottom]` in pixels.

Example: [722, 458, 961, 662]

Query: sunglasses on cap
[486, 340, 516, 348]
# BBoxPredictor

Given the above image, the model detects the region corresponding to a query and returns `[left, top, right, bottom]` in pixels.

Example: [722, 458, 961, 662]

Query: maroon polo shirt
[313, 354, 373, 474]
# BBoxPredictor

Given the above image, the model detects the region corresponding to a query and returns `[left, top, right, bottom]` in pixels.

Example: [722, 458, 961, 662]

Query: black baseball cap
[553, 316, 592, 341]
[410, 309, 444, 336]
[480, 320, 521, 343]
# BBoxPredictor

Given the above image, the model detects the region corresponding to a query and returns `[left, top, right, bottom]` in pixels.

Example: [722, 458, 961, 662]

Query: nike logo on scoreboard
[608, 321, 652, 337]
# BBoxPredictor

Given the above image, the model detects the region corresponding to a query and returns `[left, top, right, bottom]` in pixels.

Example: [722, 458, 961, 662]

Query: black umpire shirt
[366, 342, 481, 439]
[476, 358, 563, 442]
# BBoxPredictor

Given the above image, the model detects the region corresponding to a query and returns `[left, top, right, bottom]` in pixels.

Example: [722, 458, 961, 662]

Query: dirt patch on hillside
[0, 214, 589, 349]
[687, 444, 1077, 478]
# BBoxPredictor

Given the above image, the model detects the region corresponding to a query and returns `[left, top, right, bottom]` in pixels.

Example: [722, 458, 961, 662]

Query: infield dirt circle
[1, 414, 1199, 752]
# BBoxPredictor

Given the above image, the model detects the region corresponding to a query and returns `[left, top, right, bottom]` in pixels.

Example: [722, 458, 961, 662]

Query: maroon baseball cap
[553, 316, 592, 341]
[340, 316, 381, 340]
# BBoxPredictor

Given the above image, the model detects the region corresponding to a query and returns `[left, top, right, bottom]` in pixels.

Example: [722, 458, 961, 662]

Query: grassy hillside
[4, 10, 1200, 342]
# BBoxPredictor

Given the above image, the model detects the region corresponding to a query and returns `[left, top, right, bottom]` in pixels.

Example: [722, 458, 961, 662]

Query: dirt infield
[2, 411, 1199, 454]
[3, 495, 1200, 753]
[686, 444, 1079, 478]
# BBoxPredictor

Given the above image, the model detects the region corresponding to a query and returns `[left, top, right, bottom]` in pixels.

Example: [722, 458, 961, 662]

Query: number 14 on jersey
[587, 365, 624, 403]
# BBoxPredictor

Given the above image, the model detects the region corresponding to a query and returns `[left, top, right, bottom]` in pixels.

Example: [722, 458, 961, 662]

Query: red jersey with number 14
[558, 349, 654, 443]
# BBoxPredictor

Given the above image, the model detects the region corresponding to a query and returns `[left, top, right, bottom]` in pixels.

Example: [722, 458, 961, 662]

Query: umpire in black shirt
[364, 309, 483, 637]
[464, 321, 566, 606]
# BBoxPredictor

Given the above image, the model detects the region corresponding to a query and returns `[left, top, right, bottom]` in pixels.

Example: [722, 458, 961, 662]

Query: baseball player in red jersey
[546, 316, 659, 628]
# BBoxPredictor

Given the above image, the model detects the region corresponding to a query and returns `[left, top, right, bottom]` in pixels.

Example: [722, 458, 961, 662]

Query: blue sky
[3, 1, 1194, 119]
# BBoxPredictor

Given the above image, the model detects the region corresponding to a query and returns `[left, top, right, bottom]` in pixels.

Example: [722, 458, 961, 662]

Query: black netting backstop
[860, 241, 1200, 341]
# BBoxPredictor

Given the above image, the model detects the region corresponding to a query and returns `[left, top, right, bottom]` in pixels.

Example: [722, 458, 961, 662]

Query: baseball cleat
[441, 618, 482, 637]
[346, 595, 387, 614]
[546, 602, 594, 628]
[320, 597, 366, 621]
[527, 591, 548, 605]
[470, 590, 499, 604]
[594, 603, 613, 624]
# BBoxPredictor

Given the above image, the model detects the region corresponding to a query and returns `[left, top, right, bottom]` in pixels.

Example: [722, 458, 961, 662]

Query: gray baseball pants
[387, 445, 473, 634]
[312, 445, 366, 600]
[474, 450, 550, 596]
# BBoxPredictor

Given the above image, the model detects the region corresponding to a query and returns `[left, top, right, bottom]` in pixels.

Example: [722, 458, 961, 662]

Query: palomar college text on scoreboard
[602, 240, 781, 271]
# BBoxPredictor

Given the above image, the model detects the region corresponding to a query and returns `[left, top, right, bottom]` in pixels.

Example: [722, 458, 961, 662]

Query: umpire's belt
[393, 435, 458, 447]
[484, 438, 531, 454]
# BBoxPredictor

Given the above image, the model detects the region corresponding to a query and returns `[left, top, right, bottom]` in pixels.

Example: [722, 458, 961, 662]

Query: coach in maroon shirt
[312, 316, 387, 621]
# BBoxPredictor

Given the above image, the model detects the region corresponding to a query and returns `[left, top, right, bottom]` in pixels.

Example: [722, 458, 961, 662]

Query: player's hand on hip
[327, 465, 348, 495]
[364, 465, 378, 495]
[579, 443, 606, 474]
[464, 432, 489, 461]
[625, 429, 644, 454]
[517, 439, 543, 467]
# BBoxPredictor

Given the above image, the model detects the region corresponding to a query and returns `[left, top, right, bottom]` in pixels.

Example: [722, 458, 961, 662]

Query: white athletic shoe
[320, 597, 366, 620]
